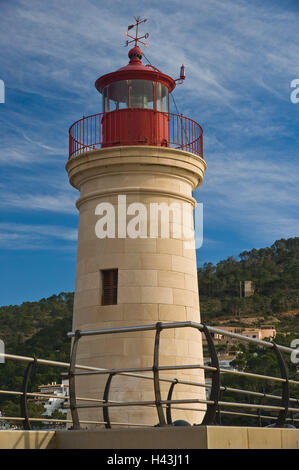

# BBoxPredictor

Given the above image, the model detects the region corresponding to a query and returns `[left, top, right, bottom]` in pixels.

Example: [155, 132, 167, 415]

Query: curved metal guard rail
[67, 321, 299, 429]
[0, 321, 298, 429]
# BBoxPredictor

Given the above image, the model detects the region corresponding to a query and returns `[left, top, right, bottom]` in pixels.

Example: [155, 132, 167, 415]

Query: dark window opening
[101, 269, 118, 305]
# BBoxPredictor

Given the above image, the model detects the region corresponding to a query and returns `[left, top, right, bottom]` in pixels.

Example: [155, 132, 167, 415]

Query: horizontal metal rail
[0, 389, 105, 403]
[0, 416, 150, 427]
[219, 410, 299, 423]
[2, 351, 297, 387]
[69, 363, 299, 385]
[2, 379, 299, 407]
[66, 321, 295, 354]
[64, 398, 299, 414]
[2, 387, 298, 417]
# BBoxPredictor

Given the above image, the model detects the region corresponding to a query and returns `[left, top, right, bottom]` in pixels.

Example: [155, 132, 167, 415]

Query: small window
[101, 269, 118, 305]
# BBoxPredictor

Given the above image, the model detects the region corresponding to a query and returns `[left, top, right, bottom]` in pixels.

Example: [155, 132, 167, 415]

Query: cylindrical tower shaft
[66, 145, 206, 426]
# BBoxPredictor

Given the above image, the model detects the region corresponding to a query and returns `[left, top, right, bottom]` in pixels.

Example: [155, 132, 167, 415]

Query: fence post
[68, 330, 81, 430]
[272, 343, 289, 428]
[20, 358, 37, 430]
[257, 394, 266, 427]
[102, 373, 115, 429]
[82, 115, 85, 153]
[166, 379, 178, 425]
[153, 322, 167, 426]
[200, 325, 220, 425]
[180, 114, 184, 151]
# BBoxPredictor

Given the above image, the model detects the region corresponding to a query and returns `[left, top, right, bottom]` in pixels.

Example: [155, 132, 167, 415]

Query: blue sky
[0, 0, 299, 306]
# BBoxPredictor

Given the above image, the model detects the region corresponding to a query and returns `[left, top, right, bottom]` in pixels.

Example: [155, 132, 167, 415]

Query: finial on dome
[128, 45, 143, 64]
[125, 16, 149, 63]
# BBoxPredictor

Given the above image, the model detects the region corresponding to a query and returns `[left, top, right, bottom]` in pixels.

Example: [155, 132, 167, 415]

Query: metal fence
[0, 321, 298, 430]
[68, 111, 203, 159]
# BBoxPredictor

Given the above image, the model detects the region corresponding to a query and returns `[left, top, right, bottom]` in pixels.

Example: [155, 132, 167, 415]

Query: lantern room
[68, 17, 203, 159]
[95, 43, 176, 148]
[100, 51, 171, 113]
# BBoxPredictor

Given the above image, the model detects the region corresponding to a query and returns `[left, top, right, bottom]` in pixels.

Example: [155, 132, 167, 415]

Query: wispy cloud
[197, 151, 299, 242]
[0, 0, 298, 267]
[21, 132, 61, 153]
[0, 193, 77, 214]
[0, 222, 77, 250]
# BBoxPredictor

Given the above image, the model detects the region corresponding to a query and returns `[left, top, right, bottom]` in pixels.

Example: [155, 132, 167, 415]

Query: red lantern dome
[94, 34, 176, 148]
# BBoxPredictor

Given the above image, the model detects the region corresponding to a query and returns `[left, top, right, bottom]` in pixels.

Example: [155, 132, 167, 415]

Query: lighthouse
[66, 17, 206, 427]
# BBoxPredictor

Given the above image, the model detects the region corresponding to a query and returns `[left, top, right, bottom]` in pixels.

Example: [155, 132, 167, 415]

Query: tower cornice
[66, 145, 206, 193]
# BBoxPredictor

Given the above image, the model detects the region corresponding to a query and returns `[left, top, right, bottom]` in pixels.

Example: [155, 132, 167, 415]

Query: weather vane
[125, 16, 149, 48]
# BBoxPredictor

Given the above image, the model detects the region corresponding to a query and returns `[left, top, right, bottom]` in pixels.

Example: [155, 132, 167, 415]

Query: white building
[34, 379, 69, 416]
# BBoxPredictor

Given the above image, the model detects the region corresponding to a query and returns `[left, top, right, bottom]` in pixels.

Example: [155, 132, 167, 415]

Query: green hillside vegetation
[0, 237, 299, 426]
[198, 237, 299, 333]
[197, 237, 299, 425]
[0, 293, 73, 422]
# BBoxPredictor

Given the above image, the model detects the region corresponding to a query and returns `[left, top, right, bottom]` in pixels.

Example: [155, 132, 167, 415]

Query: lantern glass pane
[102, 80, 169, 112]
[129, 80, 154, 109]
[156, 83, 169, 112]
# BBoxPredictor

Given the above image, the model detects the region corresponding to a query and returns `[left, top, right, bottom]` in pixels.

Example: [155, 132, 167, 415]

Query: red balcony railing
[68, 110, 203, 159]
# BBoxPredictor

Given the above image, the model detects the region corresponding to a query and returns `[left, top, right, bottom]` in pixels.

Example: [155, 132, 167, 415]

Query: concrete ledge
[55, 426, 299, 449]
[1, 427, 299, 449]
[0, 430, 55, 449]
[55, 426, 207, 449]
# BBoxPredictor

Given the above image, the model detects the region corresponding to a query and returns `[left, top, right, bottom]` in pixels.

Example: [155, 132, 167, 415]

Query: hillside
[0, 237, 299, 423]
[0, 293, 73, 413]
[198, 237, 299, 333]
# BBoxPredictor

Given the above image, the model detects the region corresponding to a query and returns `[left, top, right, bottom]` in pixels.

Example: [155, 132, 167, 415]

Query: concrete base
[1, 426, 299, 449]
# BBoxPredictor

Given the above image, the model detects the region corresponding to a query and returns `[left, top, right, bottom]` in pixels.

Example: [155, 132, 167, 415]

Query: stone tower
[66, 17, 206, 427]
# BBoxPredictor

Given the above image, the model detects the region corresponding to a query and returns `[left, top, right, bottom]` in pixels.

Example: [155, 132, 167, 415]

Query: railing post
[102, 373, 115, 429]
[82, 115, 85, 153]
[20, 358, 37, 430]
[68, 329, 81, 430]
[290, 410, 295, 427]
[180, 114, 184, 151]
[153, 322, 167, 426]
[68, 129, 72, 159]
[166, 378, 178, 425]
[216, 388, 224, 425]
[200, 325, 220, 425]
[272, 343, 289, 428]
[257, 394, 266, 427]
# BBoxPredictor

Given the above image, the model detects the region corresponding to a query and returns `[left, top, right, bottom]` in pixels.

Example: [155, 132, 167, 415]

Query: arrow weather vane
[125, 16, 149, 48]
